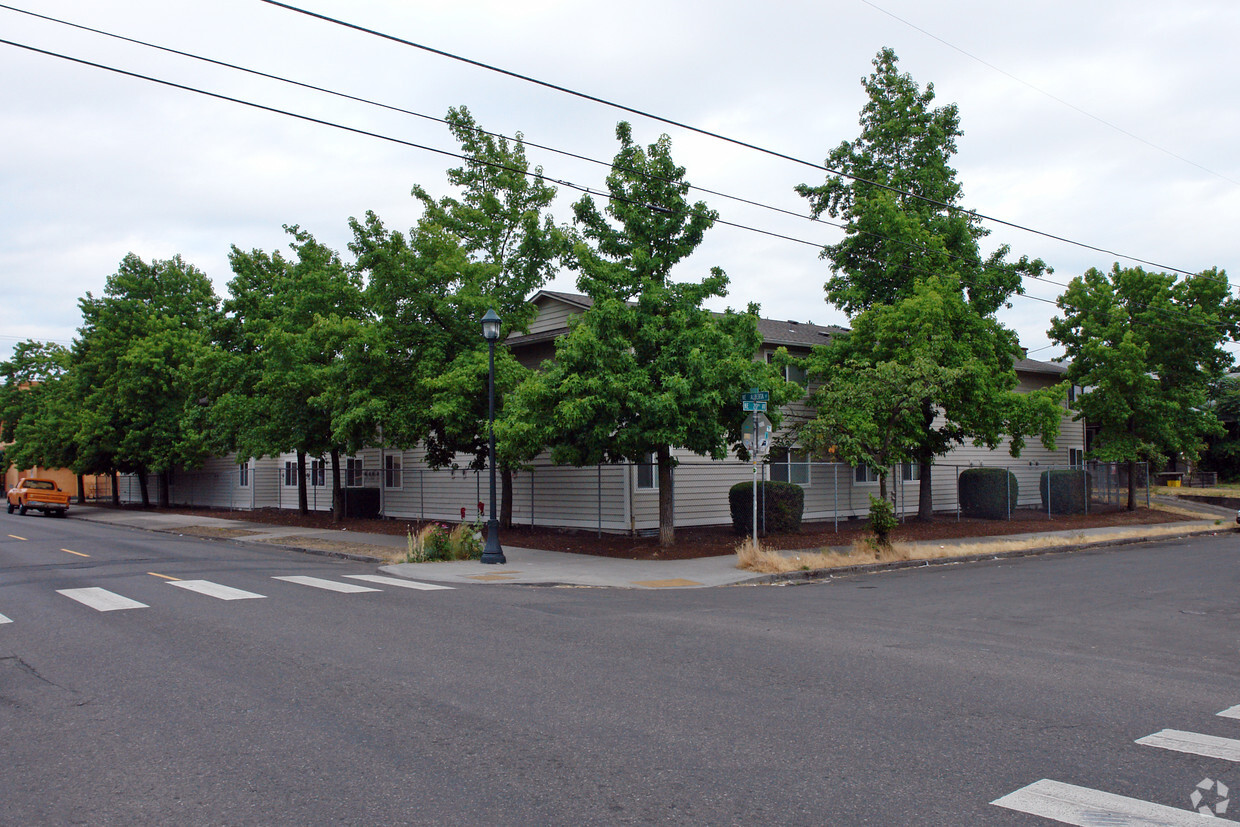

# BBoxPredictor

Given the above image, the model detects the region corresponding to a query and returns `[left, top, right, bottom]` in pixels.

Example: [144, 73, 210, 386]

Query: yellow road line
[147, 572, 180, 581]
[60, 548, 90, 558]
[7, 534, 27, 541]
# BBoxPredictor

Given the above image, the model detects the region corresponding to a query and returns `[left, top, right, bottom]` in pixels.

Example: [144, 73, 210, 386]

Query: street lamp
[480, 308, 506, 564]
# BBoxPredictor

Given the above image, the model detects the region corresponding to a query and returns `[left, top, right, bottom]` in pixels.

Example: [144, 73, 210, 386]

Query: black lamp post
[480, 308, 506, 565]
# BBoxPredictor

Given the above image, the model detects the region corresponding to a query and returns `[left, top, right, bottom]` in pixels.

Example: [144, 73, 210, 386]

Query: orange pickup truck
[7, 478, 71, 517]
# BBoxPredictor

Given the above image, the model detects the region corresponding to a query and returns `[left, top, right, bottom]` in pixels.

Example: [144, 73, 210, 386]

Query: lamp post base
[481, 518, 505, 564]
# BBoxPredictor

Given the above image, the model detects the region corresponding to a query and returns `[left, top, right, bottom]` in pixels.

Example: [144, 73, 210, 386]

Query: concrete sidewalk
[66, 500, 1236, 589]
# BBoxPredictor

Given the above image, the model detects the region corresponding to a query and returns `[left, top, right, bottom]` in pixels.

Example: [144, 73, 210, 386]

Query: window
[767, 351, 807, 387]
[1069, 448, 1084, 468]
[346, 457, 364, 487]
[284, 461, 296, 487]
[384, 454, 402, 489]
[857, 463, 917, 484]
[310, 459, 326, 487]
[238, 460, 250, 488]
[636, 452, 657, 490]
[769, 448, 810, 485]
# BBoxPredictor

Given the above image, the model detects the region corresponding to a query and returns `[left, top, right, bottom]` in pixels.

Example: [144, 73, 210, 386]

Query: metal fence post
[955, 466, 960, 522]
[833, 463, 838, 533]
[597, 464, 602, 538]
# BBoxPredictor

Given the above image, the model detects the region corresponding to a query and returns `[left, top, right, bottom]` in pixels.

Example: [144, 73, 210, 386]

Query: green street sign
[741, 390, 769, 403]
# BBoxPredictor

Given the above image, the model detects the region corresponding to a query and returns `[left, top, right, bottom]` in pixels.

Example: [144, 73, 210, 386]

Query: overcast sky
[2, 0, 1237, 366]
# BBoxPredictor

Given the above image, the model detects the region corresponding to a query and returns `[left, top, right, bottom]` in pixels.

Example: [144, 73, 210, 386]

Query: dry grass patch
[252, 534, 402, 562]
[170, 526, 263, 539]
[735, 521, 1228, 574]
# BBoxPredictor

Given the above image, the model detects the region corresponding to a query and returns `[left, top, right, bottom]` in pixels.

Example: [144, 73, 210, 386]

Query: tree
[220, 226, 366, 518]
[1049, 264, 1239, 509]
[0, 341, 81, 496]
[507, 122, 794, 547]
[408, 106, 568, 526]
[801, 276, 1063, 501]
[796, 48, 1052, 519]
[73, 254, 221, 507]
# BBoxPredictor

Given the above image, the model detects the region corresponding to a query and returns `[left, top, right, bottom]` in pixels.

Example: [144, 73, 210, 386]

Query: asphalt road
[1, 512, 1237, 825]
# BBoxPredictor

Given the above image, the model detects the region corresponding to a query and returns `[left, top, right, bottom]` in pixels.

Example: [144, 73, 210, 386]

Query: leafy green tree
[1199, 375, 1240, 480]
[1049, 264, 1239, 508]
[73, 254, 221, 507]
[0, 341, 84, 497]
[508, 122, 794, 547]
[0, 340, 71, 444]
[349, 106, 568, 526]
[796, 48, 1052, 519]
[802, 276, 1063, 501]
[221, 226, 366, 517]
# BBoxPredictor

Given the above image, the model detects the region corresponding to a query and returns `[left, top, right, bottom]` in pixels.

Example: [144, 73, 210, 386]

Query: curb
[151, 525, 391, 566]
[737, 524, 1234, 587]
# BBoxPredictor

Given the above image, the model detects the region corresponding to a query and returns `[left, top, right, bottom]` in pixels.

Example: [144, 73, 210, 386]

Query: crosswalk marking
[1219, 704, 1240, 720]
[992, 778, 1212, 825]
[272, 575, 380, 594]
[344, 574, 453, 591]
[1135, 728, 1240, 762]
[57, 587, 148, 612]
[0, 613, 11, 624]
[167, 580, 266, 601]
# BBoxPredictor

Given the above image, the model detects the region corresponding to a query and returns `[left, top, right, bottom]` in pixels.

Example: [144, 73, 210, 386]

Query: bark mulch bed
[96, 502, 1204, 561]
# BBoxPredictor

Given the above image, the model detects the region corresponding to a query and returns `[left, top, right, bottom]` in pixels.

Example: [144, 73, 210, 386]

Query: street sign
[742, 400, 767, 412]
[741, 413, 771, 454]
[742, 390, 769, 403]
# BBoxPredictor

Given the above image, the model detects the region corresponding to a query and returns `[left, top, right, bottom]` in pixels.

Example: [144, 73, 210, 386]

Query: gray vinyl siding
[525, 298, 579, 335]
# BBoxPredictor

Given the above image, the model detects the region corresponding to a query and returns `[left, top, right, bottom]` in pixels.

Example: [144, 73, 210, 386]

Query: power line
[5, 37, 1232, 338]
[5, 2, 1229, 306]
[261, 0, 1214, 281]
[857, 0, 1240, 188]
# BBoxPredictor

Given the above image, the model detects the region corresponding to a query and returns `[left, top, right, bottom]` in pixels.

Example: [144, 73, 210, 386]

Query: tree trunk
[917, 399, 935, 521]
[330, 448, 343, 522]
[1127, 458, 1137, 511]
[657, 445, 675, 547]
[158, 471, 170, 508]
[297, 450, 308, 514]
[137, 468, 150, 508]
[110, 470, 120, 507]
[500, 466, 514, 529]
[76, 474, 85, 504]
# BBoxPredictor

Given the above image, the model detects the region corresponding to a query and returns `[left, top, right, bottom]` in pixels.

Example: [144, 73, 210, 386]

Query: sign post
[741, 390, 770, 549]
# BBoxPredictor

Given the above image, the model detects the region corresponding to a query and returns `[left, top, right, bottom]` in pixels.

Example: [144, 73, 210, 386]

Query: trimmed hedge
[729, 481, 804, 536]
[958, 467, 1019, 519]
[1040, 469, 1093, 514]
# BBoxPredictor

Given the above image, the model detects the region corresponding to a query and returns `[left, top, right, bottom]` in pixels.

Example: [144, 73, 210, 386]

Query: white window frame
[902, 462, 920, 481]
[766, 351, 807, 387]
[384, 454, 403, 489]
[238, 460, 250, 488]
[1068, 448, 1085, 468]
[283, 460, 296, 487]
[769, 448, 810, 486]
[310, 459, 326, 488]
[635, 452, 658, 491]
[345, 457, 364, 487]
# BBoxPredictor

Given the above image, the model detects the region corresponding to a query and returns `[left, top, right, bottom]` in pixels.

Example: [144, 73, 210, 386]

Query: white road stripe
[1136, 728, 1240, 762]
[272, 576, 380, 594]
[992, 778, 1209, 825]
[0, 613, 11, 624]
[344, 575, 453, 591]
[167, 580, 265, 601]
[57, 587, 148, 612]
[1218, 704, 1240, 720]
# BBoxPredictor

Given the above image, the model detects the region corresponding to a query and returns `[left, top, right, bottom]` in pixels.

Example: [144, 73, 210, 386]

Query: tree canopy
[1049, 263, 1239, 508]
[506, 122, 795, 546]
[796, 48, 1057, 519]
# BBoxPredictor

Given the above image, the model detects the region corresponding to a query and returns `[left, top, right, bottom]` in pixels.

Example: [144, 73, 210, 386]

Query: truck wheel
[5, 502, 13, 514]
[18, 502, 27, 516]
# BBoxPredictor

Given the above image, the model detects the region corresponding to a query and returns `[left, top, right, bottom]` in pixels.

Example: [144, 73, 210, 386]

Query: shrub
[1040, 469, 1093, 514]
[728, 481, 804, 536]
[406, 523, 455, 562]
[958, 468, 1019, 519]
[867, 494, 897, 549]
